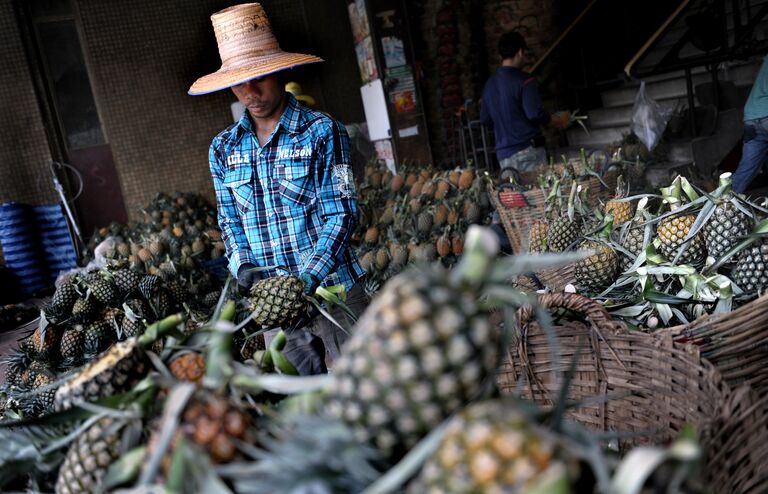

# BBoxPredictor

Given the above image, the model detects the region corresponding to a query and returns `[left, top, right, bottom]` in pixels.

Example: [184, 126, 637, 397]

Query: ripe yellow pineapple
[407, 400, 578, 494]
[528, 220, 549, 253]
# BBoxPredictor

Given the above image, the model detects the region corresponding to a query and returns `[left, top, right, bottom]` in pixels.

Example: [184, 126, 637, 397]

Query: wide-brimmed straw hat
[188, 3, 323, 95]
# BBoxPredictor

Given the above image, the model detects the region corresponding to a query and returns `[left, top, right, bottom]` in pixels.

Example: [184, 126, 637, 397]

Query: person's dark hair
[498, 32, 527, 59]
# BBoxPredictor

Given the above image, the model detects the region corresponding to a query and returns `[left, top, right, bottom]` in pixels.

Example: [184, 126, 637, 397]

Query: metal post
[685, 67, 697, 137]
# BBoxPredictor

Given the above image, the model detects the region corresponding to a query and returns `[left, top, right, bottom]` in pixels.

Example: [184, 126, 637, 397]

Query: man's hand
[299, 272, 320, 296]
[550, 111, 572, 130]
[237, 263, 259, 295]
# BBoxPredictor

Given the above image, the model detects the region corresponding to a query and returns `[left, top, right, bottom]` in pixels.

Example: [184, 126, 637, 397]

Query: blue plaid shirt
[209, 93, 364, 291]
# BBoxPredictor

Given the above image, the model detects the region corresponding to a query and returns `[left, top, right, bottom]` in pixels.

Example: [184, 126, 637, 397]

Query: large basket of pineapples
[659, 291, 768, 395]
[498, 292, 728, 449]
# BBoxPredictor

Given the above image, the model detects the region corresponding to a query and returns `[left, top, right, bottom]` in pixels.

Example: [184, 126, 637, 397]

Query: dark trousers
[265, 281, 369, 375]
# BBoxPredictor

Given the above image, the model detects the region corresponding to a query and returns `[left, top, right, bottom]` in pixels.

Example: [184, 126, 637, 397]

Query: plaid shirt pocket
[276, 162, 314, 207]
[224, 167, 254, 215]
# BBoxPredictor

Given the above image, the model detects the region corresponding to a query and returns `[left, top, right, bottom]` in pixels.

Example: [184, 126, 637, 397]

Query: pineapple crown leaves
[218, 414, 384, 494]
[608, 426, 702, 494]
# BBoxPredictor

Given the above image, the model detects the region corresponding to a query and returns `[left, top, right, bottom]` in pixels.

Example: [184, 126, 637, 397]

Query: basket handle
[516, 292, 627, 371]
[516, 292, 620, 333]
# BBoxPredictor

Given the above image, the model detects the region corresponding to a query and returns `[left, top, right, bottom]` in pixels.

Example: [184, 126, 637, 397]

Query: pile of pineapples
[353, 161, 494, 293]
[85, 191, 226, 272]
[526, 171, 768, 328]
[0, 227, 705, 493]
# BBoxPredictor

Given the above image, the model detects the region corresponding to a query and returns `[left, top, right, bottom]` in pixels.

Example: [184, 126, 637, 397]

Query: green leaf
[102, 445, 147, 490]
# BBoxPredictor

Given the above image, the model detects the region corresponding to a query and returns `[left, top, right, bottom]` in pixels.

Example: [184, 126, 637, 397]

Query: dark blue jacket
[480, 67, 550, 160]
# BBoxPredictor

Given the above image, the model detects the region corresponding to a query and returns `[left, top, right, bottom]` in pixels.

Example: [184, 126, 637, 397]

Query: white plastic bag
[631, 81, 673, 152]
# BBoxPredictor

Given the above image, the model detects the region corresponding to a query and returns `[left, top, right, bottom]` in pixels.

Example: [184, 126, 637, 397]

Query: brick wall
[0, 0, 363, 224]
[77, 0, 364, 220]
[0, 0, 55, 206]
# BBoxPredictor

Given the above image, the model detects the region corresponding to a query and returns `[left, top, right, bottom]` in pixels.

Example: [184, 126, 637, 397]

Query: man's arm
[209, 141, 256, 276]
[302, 121, 358, 284]
[521, 77, 551, 126]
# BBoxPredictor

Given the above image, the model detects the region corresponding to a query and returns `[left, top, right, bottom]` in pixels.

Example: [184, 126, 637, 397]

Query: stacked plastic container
[0, 202, 77, 296]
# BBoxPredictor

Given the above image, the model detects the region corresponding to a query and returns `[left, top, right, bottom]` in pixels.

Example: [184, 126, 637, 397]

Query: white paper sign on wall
[360, 79, 391, 141]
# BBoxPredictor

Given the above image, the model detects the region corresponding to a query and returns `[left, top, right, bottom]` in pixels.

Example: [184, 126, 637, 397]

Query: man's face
[231, 74, 284, 119]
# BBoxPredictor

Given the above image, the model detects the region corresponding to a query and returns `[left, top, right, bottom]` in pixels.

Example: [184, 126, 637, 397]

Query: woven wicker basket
[660, 292, 768, 395]
[703, 386, 768, 493]
[490, 177, 613, 254]
[497, 292, 728, 449]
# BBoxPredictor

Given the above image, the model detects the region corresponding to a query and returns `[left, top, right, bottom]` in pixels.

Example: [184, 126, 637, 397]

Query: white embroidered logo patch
[332, 164, 353, 198]
[227, 151, 249, 166]
[278, 146, 313, 160]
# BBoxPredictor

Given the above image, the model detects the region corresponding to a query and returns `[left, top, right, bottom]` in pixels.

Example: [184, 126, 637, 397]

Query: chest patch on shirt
[227, 151, 250, 167]
[332, 164, 353, 198]
[277, 145, 313, 160]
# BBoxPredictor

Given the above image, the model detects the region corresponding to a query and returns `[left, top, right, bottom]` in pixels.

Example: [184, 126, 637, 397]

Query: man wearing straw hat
[189, 3, 366, 375]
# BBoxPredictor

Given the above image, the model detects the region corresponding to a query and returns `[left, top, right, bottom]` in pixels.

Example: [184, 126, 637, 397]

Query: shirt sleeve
[521, 78, 551, 126]
[209, 140, 256, 276]
[302, 121, 358, 284]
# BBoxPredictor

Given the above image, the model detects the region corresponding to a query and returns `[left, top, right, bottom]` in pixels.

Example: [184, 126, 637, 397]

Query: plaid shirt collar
[233, 93, 303, 144]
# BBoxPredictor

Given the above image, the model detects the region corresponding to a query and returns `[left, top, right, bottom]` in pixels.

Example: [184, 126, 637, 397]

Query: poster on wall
[348, 0, 370, 42]
[355, 36, 378, 83]
[381, 36, 406, 68]
[374, 139, 396, 175]
[386, 66, 417, 113]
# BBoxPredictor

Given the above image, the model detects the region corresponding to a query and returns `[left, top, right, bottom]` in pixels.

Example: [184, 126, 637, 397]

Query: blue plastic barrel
[33, 204, 77, 281]
[0, 202, 47, 295]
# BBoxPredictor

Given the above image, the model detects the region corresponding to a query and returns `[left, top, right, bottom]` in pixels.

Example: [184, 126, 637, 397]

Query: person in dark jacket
[481, 32, 571, 180]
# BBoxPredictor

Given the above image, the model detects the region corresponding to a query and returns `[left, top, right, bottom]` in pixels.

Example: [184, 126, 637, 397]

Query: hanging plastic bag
[631, 81, 673, 152]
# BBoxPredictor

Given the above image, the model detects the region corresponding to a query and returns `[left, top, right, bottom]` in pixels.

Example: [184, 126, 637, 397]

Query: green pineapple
[732, 240, 768, 293]
[248, 276, 308, 327]
[60, 326, 85, 368]
[704, 174, 752, 261]
[86, 277, 120, 306]
[138, 274, 162, 300]
[55, 416, 124, 494]
[83, 320, 114, 359]
[71, 297, 100, 324]
[547, 217, 580, 252]
[575, 219, 619, 293]
[51, 281, 80, 314]
[327, 228, 500, 460]
[111, 269, 142, 295]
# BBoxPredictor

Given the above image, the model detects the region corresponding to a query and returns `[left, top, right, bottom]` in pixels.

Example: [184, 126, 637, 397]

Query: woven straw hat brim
[188, 52, 323, 95]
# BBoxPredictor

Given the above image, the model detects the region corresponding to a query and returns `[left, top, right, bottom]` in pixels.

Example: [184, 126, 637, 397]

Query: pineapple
[408, 400, 577, 494]
[528, 220, 549, 253]
[248, 276, 307, 328]
[111, 269, 142, 295]
[732, 240, 768, 293]
[574, 220, 619, 293]
[51, 281, 80, 314]
[71, 297, 100, 324]
[30, 325, 61, 362]
[604, 176, 633, 226]
[55, 416, 124, 494]
[417, 211, 434, 237]
[179, 391, 250, 463]
[53, 316, 182, 412]
[704, 175, 752, 262]
[169, 352, 206, 382]
[657, 214, 705, 264]
[374, 247, 390, 271]
[657, 177, 706, 265]
[547, 217, 579, 252]
[619, 197, 652, 271]
[3, 350, 31, 387]
[83, 320, 114, 359]
[138, 274, 162, 300]
[86, 277, 120, 306]
[327, 228, 500, 460]
[60, 326, 85, 367]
